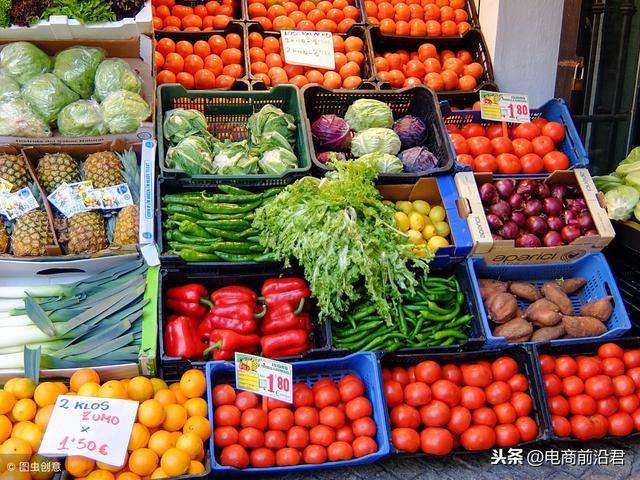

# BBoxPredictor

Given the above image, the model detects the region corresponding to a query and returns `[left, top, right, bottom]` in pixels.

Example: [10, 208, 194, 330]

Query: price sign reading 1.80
[235, 353, 293, 404]
[480, 90, 531, 124]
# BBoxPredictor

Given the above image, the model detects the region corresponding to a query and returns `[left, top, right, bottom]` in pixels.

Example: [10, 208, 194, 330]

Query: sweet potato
[580, 296, 613, 322]
[510, 334, 533, 343]
[558, 277, 587, 294]
[479, 279, 509, 300]
[542, 282, 574, 315]
[531, 324, 566, 342]
[508, 282, 541, 301]
[485, 292, 518, 324]
[525, 299, 562, 327]
[493, 318, 533, 341]
[563, 315, 607, 338]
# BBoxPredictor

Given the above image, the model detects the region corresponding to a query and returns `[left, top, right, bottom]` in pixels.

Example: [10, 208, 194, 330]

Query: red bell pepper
[260, 329, 309, 358]
[166, 284, 213, 318]
[260, 300, 309, 335]
[165, 315, 203, 358]
[262, 278, 310, 309]
[202, 329, 261, 360]
[205, 302, 265, 334]
[262, 278, 307, 295]
[211, 286, 257, 306]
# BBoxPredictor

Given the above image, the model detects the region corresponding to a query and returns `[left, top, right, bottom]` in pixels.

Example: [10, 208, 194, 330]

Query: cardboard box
[0, 259, 158, 383]
[0, 35, 154, 145]
[455, 169, 615, 265]
[377, 176, 472, 268]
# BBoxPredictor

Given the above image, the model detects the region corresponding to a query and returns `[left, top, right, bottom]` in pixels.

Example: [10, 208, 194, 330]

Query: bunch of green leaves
[0, 0, 10, 27]
[253, 158, 433, 324]
[38, 0, 116, 24]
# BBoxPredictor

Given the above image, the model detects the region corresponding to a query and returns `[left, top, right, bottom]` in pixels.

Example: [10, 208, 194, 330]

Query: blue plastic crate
[440, 98, 589, 176]
[467, 253, 631, 348]
[205, 353, 390, 475]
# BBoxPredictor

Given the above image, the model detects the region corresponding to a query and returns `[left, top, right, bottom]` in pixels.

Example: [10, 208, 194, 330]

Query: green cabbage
[163, 109, 210, 145]
[21, 73, 79, 125]
[351, 128, 401, 158]
[618, 146, 640, 167]
[0, 98, 51, 137]
[625, 171, 640, 193]
[605, 185, 639, 221]
[0, 42, 51, 85]
[57, 100, 107, 137]
[344, 99, 393, 132]
[247, 104, 296, 147]
[94, 59, 142, 102]
[0, 73, 20, 102]
[358, 152, 403, 174]
[53, 47, 105, 99]
[213, 140, 258, 175]
[102, 90, 150, 134]
[166, 136, 215, 175]
[258, 147, 298, 175]
[615, 147, 640, 178]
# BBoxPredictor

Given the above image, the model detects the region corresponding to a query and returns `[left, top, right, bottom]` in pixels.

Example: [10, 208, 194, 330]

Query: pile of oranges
[364, 0, 471, 37]
[0, 368, 211, 480]
[152, 0, 237, 32]
[247, 0, 360, 33]
[156, 33, 244, 90]
[374, 43, 483, 90]
[249, 32, 366, 89]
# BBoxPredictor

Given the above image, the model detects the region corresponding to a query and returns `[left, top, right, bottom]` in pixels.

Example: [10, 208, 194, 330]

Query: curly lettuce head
[0, 42, 51, 86]
[102, 90, 150, 134]
[21, 73, 79, 125]
[58, 100, 107, 137]
[53, 47, 105, 99]
[94, 59, 142, 102]
[0, 98, 51, 137]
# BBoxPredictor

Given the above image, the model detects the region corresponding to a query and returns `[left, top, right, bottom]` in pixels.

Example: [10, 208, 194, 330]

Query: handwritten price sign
[39, 395, 139, 467]
[281, 30, 335, 70]
[480, 90, 531, 124]
[235, 353, 293, 403]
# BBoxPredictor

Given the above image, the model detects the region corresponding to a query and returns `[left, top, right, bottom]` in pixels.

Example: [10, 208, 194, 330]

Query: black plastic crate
[301, 84, 455, 182]
[532, 337, 640, 443]
[158, 266, 332, 379]
[381, 344, 550, 455]
[438, 80, 499, 110]
[327, 262, 485, 355]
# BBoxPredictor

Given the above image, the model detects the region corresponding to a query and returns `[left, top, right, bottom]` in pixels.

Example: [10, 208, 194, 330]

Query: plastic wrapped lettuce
[58, 100, 107, 137]
[213, 140, 259, 175]
[0, 98, 51, 137]
[344, 99, 393, 132]
[53, 47, 105, 99]
[604, 185, 639, 221]
[625, 171, 640, 193]
[351, 128, 401, 158]
[247, 104, 296, 146]
[21, 73, 79, 125]
[166, 136, 215, 175]
[0, 72, 20, 102]
[0, 42, 51, 85]
[259, 147, 298, 175]
[94, 59, 142, 102]
[163, 109, 210, 145]
[358, 152, 403, 174]
[102, 90, 150, 134]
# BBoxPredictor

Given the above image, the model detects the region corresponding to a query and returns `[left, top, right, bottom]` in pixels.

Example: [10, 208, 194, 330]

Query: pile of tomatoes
[383, 356, 539, 455]
[541, 343, 640, 440]
[249, 31, 366, 88]
[374, 43, 483, 90]
[365, 0, 471, 37]
[152, 0, 237, 32]
[247, 0, 360, 32]
[156, 33, 244, 90]
[448, 118, 570, 174]
[212, 374, 379, 468]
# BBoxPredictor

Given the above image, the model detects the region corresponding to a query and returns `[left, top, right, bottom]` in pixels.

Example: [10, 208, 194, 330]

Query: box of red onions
[455, 169, 615, 265]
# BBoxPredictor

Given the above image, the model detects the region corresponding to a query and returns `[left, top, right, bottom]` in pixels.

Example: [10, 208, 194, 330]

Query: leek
[0, 284, 71, 299]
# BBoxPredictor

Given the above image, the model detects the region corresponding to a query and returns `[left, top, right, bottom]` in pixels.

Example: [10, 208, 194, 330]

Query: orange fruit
[182, 416, 211, 441]
[30, 454, 57, 480]
[10, 421, 32, 439]
[12, 399, 36, 422]
[13, 422, 42, 451]
[162, 405, 187, 432]
[33, 383, 60, 408]
[98, 381, 127, 400]
[87, 470, 115, 480]
[97, 453, 128, 472]
[179, 371, 206, 399]
[0, 437, 32, 459]
[150, 468, 168, 479]
[0, 471, 31, 480]
[78, 382, 101, 397]
[148, 431, 174, 457]
[188, 461, 205, 474]
[175, 433, 202, 459]
[138, 400, 165, 428]
[128, 423, 150, 451]
[160, 448, 190, 477]
[70, 367, 101, 392]
[153, 390, 176, 407]
[5, 379, 35, 400]
[0, 415, 11, 443]
[0, 391, 16, 415]
[183, 398, 207, 418]
[128, 448, 158, 476]
[116, 473, 140, 480]
[127, 378, 154, 403]
[34, 405, 53, 430]
[53, 382, 68, 395]
[150, 379, 168, 395]
[172, 389, 188, 405]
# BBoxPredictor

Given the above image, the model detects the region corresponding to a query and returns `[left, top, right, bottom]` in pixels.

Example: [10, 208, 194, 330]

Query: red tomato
[507, 374, 529, 393]
[352, 417, 377, 437]
[213, 384, 236, 406]
[419, 400, 451, 427]
[220, 444, 249, 468]
[286, 426, 309, 449]
[315, 386, 340, 408]
[457, 154, 474, 166]
[585, 375, 614, 400]
[490, 137, 513, 155]
[467, 136, 493, 157]
[313, 378, 337, 392]
[390, 404, 421, 429]
[471, 407, 497, 427]
[241, 408, 268, 430]
[309, 425, 335, 447]
[442, 364, 463, 385]
[555, 356, 578, 378]
[485, 381, 512, 405]
[491, 357, 519, 381]
[493, 402, 516, 424]
[541, 121, 565, 143]
[613, 375, 635, 396]
[495, 424, 520, 447]
[617, 394, 639, 414]
[415, 361, 442, 384]
[421, 427, 454, 455]
[392, 427, 420, 453]
[569, 394, 597, 416]
[276, 447, 302, 466]
[294, 406, 319, 428]
[485, 124, 504, 139]
[352, 436, 378, 458]
[404, 382, 432, 407]
[250, 447, 275, 468]
[239, 427, 264, 449]
[293, 383, 315, 407]
[473, 154, 497, 172]
[494, 153, 520, 174]
[539, 354, 556, 375]
[512, 122, 541, 141]
[264, 430, 286, 450]
[446, 406, 471, 435]
[511, 392, 533, 417]
[460, 123, 486, 139]
[327, 441, 353, 461]
[335, 425, 354, 443]
[519, 153, 544, 174]
[531, 135, 555, 157]
[339, 378, 365, 403]
[514, 416, 538, 442]
[590, 413, 608, 439]
[268, 408, 294, 431]
[552, 415, 571, 437]
[460, 386, 486, 410]
[450, 133, 469, 155]
[602, 357, 625, 377]
[511, 138, 533, 157]
[576, 356, 603, 380]
[462, 364, 493, 387]
[302, 445, 327, 464]
[431, 380, 460, 407]
[460, 425, 495, 451]
[234, 391, 258, 411]
[632, 409, 640, 431]
[562, 376, 585, 397]
[214, 426, 238, 447]
[391, 367, 410, 387]
[542, 151, 569, 172]
[384, 380, 404, 408]
[548, 395, 569, 417]
[628, 367, 640, 389]
[345, 397, 372, 421]
[597, 396, 619, 417]
[608, 412, 633, 436]
[624, 350, 640, 368]
[215, 405, 241, 427]
[544, 374, 563, 397]
[319, 406, 345, 429]
[570, 415, 594, 440]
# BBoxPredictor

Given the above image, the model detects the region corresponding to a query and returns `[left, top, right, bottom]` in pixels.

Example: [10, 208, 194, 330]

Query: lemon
[428, 236, 450, 251]
[412, 200, 431, 215]
[423, 216, 433, 226]
[413, 245, 429, 257]
[435, 221, 451, 237]
[407, 229, 425, 244]
[396, 201, 413, 215]
[422, 224, 437, 240]
[408, 212, 426, 231]
[394, 211, 410, 232]
[429, 205, 446, 223]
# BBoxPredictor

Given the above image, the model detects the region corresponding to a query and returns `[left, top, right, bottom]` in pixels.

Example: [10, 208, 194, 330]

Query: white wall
[475, 0, 564, 107]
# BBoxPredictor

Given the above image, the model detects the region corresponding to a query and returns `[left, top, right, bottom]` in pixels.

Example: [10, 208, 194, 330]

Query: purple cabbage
[311, 115, 351, 152]
[398, 146, 438, 173]
[393, 115, 427, 150]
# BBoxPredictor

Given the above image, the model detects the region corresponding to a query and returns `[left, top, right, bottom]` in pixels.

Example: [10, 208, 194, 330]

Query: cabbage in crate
[344, 99, 394, 132]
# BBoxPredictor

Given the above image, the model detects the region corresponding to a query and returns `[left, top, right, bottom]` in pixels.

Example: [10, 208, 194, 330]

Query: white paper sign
[39, 395, 139, 467]
[281, 30, 335, 70]
[235, 352, 293, 404]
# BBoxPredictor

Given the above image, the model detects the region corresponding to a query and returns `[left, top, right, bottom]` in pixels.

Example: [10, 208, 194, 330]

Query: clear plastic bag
[102, 90, 150, 134]
[53, 46, 105, 99]
[0, 42, 51, 85]
[94, 58, 142, 102]
[57, 100, 108, 137]
[22, 73, 79, 125]
[0, 98, 52, 137]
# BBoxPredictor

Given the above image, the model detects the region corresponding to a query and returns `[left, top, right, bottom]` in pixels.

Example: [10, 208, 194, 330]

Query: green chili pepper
[199, 200, 262, 214]
[163, 204, 204, 219]
[178, 221, 213, 238]
[176, 250, 221, 262]
[218, 185, 253, 196]
[169, 231, 215, 245]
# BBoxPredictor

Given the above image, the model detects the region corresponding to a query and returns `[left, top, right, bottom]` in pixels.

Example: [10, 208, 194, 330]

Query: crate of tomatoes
[152, 0, 244, 31]
[442, 98, 589, 176]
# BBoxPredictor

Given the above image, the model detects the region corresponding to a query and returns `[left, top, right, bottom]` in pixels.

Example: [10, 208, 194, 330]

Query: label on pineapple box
[0, 187, 39, 220]
[0, 177, 13, 194]
[281, 30, 335, 70]
[48, 182, 92, 217]
[235, 352, 293, 404]
[94, 183, 134, 210]
[480, 90, 531, 124]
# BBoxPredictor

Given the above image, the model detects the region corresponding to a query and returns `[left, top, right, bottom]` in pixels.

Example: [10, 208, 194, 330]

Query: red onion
[569, 198, 588, 215]
[585, 229, 598, 236]
[511, 211, 526, 227]
[543, 197, 563, 216]
[508, 193, 524, 210]
[488, 200, 511, 221]
[492, 233, 504, 241]
[561, 225, 581, 243]
[566, 185, 581, 198]
[543, 231, 563, 247]
[562, 210, 578, 226]
[516, 234, 542, 248]
[516, 179, 540, 198]
[547, 216, 564, 231]
[577, 212, 594, 231]
[479, 183, 499, 206]
[486, 214, 504, 232]
[538, 183, 551, 198]
[494, 179, 515, 199]
[551, 184, 567, 200]
[499, 221, 519, 239]
[523, 199, 543, 216]
[526, 216, 548, 236]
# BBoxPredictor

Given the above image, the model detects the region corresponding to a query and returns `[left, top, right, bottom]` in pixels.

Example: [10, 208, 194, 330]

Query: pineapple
[65, 212, 108, 255]
[84, 151, 124, 189]
[0, 219, 8, 253]
[37, 153, 80, 193]
[112, 205, 139, 245]
[0, 154, 30, 192]
[12, 210, 53, 257]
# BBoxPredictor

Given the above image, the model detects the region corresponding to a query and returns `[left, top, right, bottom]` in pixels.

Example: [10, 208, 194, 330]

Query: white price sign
[39, 395, 139, 467]
[235, 353, 293, 404]
[480, 90, 531, 124]
[281, 30, 335, 70]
